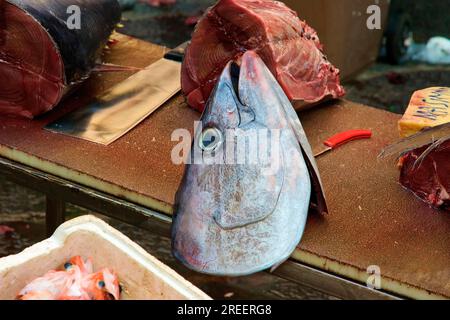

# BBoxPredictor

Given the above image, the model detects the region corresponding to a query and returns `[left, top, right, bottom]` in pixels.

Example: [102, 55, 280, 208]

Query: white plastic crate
[0, 215, 210, 300]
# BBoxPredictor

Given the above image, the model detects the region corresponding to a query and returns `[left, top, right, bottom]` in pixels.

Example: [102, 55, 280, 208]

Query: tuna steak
[0, 0, 121, 118]
[380, 122, 450, 212]
[172, 51, 325, 276]
[399, 139, 449, 212]
[181, 0, 345, 112]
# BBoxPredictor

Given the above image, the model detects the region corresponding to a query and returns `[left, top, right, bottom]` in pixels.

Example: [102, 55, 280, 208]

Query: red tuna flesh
[0, 0, 121, 119]
[399, 139, 450, 212]
[0, 2, 65, 119]
[181, 0, 346, 112]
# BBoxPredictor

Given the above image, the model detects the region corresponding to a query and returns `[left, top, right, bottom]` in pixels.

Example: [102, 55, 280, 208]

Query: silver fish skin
[171, 51, 312, 276]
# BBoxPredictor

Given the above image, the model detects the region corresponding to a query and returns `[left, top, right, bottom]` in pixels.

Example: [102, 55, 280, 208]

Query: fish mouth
[202, 51, 276, 129]
[229, 61, 242, 103]
[221, 60, 249, 117]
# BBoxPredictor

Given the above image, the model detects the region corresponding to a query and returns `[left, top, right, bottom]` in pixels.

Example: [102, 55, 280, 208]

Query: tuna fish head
[171, 51, 312, 276]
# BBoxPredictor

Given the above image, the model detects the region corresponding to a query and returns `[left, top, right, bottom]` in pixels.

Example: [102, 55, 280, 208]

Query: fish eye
[98, 280, 106, 289]
[64, 262, 72, 270]
[199, 127, 222, 152]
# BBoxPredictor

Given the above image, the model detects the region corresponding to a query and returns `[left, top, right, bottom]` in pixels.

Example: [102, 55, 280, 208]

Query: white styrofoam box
[0, 215, 210, 300]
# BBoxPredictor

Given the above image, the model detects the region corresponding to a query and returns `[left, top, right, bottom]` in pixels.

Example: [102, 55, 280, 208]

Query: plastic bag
[408, 37, 450, 64]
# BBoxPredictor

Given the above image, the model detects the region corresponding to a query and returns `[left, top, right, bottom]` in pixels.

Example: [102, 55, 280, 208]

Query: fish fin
[281, 106, 328, 214]
[276, 97, 328, 214]
[302, 149, 329, 215]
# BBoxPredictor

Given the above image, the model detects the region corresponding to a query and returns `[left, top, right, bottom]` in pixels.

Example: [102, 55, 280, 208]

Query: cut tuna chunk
[399, 139, 450, 212]
[0, 0, 121, 119]
[181, 0, 345, 112]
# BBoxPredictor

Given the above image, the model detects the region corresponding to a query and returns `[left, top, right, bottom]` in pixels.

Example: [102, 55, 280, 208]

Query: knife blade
[378, 122, 450, 159]
[45, 42, 189, 145]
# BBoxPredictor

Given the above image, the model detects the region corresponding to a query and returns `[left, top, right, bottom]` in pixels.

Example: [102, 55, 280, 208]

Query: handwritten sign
[399, 87, 450, 137]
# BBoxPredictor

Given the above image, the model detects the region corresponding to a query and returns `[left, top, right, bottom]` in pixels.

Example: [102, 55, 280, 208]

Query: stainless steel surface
[46, 58, 181, 145]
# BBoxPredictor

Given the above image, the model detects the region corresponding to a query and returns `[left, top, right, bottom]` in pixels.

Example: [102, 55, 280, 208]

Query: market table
[0, 34, 448, 300]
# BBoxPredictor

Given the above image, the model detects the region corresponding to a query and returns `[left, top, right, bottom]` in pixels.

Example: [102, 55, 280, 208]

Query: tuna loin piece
[0, 0, 121, 118]
[399, 139, 450, 212]
[181, 0, 345, 112]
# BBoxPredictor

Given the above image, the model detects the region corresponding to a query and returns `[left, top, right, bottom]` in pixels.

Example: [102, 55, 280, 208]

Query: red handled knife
[315, 129, 373, 157]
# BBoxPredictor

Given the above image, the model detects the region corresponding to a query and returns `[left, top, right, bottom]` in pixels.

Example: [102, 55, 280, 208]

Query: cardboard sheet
[283, 0, 389, 80]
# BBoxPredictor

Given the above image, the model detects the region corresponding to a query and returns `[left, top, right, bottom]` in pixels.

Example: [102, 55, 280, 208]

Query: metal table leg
[45, 196, 66, 236]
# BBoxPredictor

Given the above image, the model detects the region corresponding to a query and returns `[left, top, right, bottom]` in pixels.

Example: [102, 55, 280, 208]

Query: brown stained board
[0, 35, 448, 299]
[295, 102, 449, 299]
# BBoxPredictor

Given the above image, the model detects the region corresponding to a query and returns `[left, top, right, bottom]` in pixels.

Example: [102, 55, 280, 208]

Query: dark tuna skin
[7, 0, 121, 84]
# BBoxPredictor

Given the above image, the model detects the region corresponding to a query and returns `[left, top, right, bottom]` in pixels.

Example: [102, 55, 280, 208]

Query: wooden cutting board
[0, 34, 448, 299]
